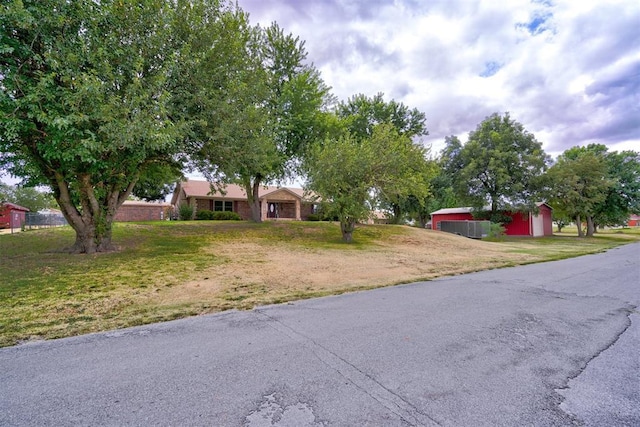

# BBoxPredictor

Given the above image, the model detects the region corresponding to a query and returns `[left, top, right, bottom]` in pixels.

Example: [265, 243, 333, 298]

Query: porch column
[188, 197, 196, 219]
[261, 199, 268, 221]
[295, 200, 301, 220]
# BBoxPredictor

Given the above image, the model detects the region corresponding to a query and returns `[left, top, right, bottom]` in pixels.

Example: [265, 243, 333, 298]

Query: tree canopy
[443, 113, 550, 222]
[595, 148, 640, 227]
[306, 123, 430, 242]
[546, 144, 640, 236]
[0, 0, 239, 252]
[181, 19, 332, 221]
[336, 92, 428, 141]
[332, 93, 432, 224]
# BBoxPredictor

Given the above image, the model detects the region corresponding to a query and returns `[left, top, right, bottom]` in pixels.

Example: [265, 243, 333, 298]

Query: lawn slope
[1, 221, 636, 347]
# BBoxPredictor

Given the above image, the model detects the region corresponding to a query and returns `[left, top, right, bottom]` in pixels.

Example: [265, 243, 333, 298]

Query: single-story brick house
[0, 202, 30, 229]
[431, 203, 553, 237]
[114, 200, 172, 222]
[367, 210, 390, 224]
[171, 180, 316, 221]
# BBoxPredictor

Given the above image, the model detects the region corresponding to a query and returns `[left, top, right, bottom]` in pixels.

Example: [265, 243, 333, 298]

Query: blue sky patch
[480, 61, 502, 77]
[517, 11, 553, 35]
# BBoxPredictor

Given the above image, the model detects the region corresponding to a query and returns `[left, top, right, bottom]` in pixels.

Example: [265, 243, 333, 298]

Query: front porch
[261, 190, 302, 220]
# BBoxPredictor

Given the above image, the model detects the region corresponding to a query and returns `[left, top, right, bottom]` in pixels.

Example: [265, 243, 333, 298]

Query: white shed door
[532, 214, 544, 237]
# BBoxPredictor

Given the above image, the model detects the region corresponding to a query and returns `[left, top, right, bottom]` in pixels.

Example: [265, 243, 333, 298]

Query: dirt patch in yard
[157, 228, 536, 308]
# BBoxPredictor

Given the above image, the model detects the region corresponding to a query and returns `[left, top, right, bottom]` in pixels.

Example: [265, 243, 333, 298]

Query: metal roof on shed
[430, 207, 473, 215]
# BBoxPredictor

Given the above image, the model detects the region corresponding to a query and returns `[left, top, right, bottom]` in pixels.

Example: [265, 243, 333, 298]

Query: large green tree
[547, 144, 640, 236]
[306, 124, 429, 242]
[335, 93, 431, 223]
[180, 12, 275, 221]
[0, 0, 225, 252]
[594, 148, 640, 228]
[444, 113, 550, 221]
[183, 20, 332, 221]
[546, 146, 610, 237]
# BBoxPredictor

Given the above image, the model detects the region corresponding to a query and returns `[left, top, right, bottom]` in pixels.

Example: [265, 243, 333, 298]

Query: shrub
[487, 222, 506, 240]
[178, 203, 195, 220]
[196, 210, 215, 220]
[306, 213, 336, 221]
[194, 210, 241, 221]
[212, 211, 241, 221]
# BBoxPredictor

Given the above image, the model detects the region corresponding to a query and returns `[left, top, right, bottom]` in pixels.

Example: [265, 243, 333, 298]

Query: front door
[267, 203, 278, 219]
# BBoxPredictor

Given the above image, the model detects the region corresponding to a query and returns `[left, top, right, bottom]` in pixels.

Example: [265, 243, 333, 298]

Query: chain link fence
[24, 212, 68, 230]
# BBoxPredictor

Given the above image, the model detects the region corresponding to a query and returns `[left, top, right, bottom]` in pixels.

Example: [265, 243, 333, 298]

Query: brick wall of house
[277, 202, 296, 218]
[300, 203, 314, 220]
[196, 199, 210, 212]
[236, 201, 253, 220]
[114, 204, 170, 222]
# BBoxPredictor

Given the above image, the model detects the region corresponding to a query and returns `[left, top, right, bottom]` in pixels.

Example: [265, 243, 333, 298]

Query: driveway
[1, 243, 638, 426]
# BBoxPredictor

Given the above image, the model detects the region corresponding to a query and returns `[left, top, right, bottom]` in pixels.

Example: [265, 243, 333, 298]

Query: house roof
[121, 200, 171, 207]
[0, 202, 30, 212]
[371, 210, 389, 220]
[172, 180, 313, 205]
[38, 208, 63, 215]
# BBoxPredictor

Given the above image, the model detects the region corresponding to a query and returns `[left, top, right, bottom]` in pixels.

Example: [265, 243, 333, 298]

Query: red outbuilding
[431, 203, 553, 237]
[0, 202, 30, 229]
[629, 214, 640, 227]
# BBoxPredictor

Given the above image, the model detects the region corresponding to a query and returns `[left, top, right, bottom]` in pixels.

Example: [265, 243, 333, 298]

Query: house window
[214, 200, 233, 212]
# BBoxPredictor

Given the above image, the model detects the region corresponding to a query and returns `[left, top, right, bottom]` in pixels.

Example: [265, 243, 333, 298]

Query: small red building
[431, 203, 553, 237]
[628, 214, 640, 227]
[0, 202, 30, 229]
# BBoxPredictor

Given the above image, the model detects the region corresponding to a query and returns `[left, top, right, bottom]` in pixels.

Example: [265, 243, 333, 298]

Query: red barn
[431, 203, 553, 237]
[629, 214, 640, 227]
[0, 202, 30, 229]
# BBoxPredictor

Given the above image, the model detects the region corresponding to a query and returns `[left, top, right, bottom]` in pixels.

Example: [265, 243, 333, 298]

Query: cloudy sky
[239, 0, 639, 158]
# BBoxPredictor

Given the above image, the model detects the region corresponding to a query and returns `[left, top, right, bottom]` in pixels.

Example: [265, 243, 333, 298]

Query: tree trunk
[392, 203, 402, 224]
[491, 197, 498, 214]
[67, 218, 115, 254]
[586, 215, 595, 237]
[57, 198, 117, 254]
[52, 172, 134, 253]
[340, 218, 356, 243]
[576, 215, 584, 237]
[244, 178, 263, 222]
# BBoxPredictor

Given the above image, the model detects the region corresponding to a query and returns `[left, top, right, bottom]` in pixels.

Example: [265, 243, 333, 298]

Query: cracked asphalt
[1, 242, 638, 426]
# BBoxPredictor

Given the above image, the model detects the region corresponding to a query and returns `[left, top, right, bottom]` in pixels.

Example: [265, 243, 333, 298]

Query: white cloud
[239, 0, 639, 157]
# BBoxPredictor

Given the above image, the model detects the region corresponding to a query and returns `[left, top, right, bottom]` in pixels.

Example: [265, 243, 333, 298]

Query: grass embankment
[1, 221, 638, 347]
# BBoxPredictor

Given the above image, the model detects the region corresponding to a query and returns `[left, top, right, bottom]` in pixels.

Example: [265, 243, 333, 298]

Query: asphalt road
[1, 242, 638, 426]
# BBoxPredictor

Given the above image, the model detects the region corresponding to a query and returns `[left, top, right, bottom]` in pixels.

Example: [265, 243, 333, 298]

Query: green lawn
[493, 226, 640, 261]
[1, 221, 638, 347]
